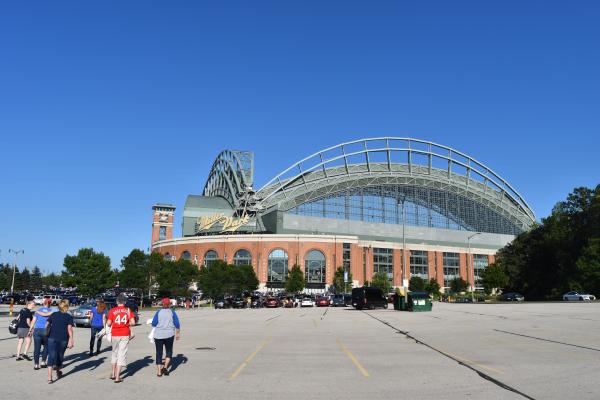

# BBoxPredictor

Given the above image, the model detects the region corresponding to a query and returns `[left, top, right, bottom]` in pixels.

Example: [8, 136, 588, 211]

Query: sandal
[48, 379, 53, 384]
[110, 375, 115, 380]
[34, 366, 40, 370]
[114, 379, 123, 383]
[162, 367, 170, 376]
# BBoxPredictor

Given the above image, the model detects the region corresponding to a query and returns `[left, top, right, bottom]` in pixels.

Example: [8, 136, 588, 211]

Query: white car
[300, 297, 315, 307]
[33, 295, 45, 305]
[563, 291, 596, 301]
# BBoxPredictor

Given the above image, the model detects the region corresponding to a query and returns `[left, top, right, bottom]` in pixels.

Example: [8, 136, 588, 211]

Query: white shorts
[111, 336, 129, 366]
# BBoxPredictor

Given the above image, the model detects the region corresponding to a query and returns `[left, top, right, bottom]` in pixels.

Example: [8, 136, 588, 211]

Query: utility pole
[9, 249, 24, 293]
[467, 233, 481, 302]
[400, 196, 408, 292]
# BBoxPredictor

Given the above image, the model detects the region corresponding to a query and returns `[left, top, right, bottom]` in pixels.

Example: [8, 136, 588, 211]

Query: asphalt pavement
[0, 302, 598, 399]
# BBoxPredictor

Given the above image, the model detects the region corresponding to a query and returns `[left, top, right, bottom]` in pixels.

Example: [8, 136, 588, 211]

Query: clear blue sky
[1, 1, 598, 273]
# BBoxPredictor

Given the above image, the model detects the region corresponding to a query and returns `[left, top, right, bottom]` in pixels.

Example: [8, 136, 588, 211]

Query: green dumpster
[393, 294, 408, 311]
[407, 292, 433, 312]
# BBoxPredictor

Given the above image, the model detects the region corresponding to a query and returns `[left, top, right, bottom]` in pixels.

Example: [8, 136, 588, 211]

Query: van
[352, 287, 388, 310]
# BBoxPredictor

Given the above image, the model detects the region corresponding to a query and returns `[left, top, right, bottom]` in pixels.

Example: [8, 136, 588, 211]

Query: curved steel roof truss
[257, 138, 535, 234]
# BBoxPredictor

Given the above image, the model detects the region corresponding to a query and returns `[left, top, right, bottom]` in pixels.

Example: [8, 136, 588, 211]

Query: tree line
[489, 185, 600, 300]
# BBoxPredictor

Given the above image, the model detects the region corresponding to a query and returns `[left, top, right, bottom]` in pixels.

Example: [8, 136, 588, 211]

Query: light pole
[400, 196, 408, 292]
[467, 233, 481, 302]
[9, 249, 24, 293]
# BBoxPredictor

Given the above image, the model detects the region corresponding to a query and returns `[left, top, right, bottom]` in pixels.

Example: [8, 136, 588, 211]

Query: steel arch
[256, 138, 536, 233]
[203, 150, 253, 208]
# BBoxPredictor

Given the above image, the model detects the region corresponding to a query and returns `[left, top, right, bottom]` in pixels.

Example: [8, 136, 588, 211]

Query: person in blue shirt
[151, 298, 181, 377]
[89, 300, 108, 356]
[28, 298, 54, 369]
[46, 299, 74, 383]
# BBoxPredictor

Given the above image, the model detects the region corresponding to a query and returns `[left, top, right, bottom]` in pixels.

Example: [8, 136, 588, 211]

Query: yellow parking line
[336, 338, 370, 378]
[444, 351, 503, 374]
[229, 337, 272, 381]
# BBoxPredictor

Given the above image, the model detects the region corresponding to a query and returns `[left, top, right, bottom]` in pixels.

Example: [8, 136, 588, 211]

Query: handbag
[8, 319, 18, 335]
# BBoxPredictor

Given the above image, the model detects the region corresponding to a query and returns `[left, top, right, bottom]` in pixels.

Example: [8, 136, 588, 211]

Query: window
[268, 249, 288, 282]
[159, 226, 166, 241]
[164, 252, 171, 261]
[373, 248, 393, 281]
[305, 250, 326, 284]
[181, 251, 191, 261]
[233, 249, 252, 266]
[203, 250, 218, 268]
[473, 254, 489, 287]
[443, 252, 460, 287]
[343, 243, 351, 276]
[410, 250, 428, 279]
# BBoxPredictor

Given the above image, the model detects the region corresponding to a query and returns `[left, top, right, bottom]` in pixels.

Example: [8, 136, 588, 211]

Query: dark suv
[352, 287, 388, 310]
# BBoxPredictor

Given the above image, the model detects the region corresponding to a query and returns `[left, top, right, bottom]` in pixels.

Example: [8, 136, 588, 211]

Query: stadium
[150, 138, 535, 293]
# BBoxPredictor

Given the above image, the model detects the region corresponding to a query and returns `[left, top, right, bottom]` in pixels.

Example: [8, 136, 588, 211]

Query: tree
[156, 258, 199, 297]
[20, 268, 31, 291]
[425, 278, 441, 295]
[197, 260, 258, 298]
[576, 238, 600, 296]
[371, 271, 391, 294]
[231, 264, 259, 294]
[285, 264, 305, 294]
[481, 263, 509, 295]
[409, 276, 426, 291]
[198, 260, 230, 299]
[449, 277, 467, 293]
[332, 266, 353, 293]
[42, 272, 62, 289]
[30, 267, 43, 291]
[120, 249, 151, 292]
[63, 248, 115, 296]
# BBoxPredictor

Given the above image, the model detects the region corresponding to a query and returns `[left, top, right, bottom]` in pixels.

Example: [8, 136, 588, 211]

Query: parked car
[214, 298, 232, 309]
[71, 302, 95, 327]
[563, 291, 596, 301]
[352, 287, 388, 310]
[300, 297, 315, 307]
[344, 294, 353, 306]
[331, 295, 346, 307]
[2, 293, 23, 304]
[33, 295, 45, 305]
[499, 292, 525, 302]
[264, 297, 280, 308]
[44, 294, 60, 306]
[316, 297, 330, 307]
[232, 297, 246, 309]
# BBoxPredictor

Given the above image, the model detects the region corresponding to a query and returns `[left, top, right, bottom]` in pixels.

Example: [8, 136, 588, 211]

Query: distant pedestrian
[46, 300, 74, 383]
[89, 300, 108, 356]
[151, 298, 181, 377]
[16, 300, 35, 361]
[28, 298, 54, 369]
[107, 294, 135, 383]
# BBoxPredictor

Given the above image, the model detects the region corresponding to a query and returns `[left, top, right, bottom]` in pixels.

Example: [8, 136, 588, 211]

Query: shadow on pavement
[169, 353, 187, 373]
[63, 356, 107, 378]
[122, 356, 153, 377]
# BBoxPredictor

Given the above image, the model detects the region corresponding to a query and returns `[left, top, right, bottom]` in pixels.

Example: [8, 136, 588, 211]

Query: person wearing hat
[151, 297, 181, 377]
[106, 293, 135, 383]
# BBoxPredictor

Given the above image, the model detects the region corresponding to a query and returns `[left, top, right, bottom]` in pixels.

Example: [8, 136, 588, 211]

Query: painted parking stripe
[228, 337, 272, 381]
[336, 338, 370, 378]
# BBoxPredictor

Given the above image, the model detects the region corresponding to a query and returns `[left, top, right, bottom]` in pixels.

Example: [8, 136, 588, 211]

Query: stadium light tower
[9, 249, 24, 293]
[467, 233, 481, 301]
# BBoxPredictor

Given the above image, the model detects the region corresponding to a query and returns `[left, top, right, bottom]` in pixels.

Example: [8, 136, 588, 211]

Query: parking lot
[1, 302, 599, 399]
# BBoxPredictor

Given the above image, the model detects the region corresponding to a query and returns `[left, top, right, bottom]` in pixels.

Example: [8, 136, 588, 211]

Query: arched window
[164, 252, 171, 260]
[268, 249, 288, 282]
[203, 250, 218, 268]
[305, 250, 326, 283]
[233, 249, 252, 266]
[181, 251, 191, 261]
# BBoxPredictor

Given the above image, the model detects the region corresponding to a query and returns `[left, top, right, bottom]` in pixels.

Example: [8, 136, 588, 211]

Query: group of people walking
[13, 294, 182, 383]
